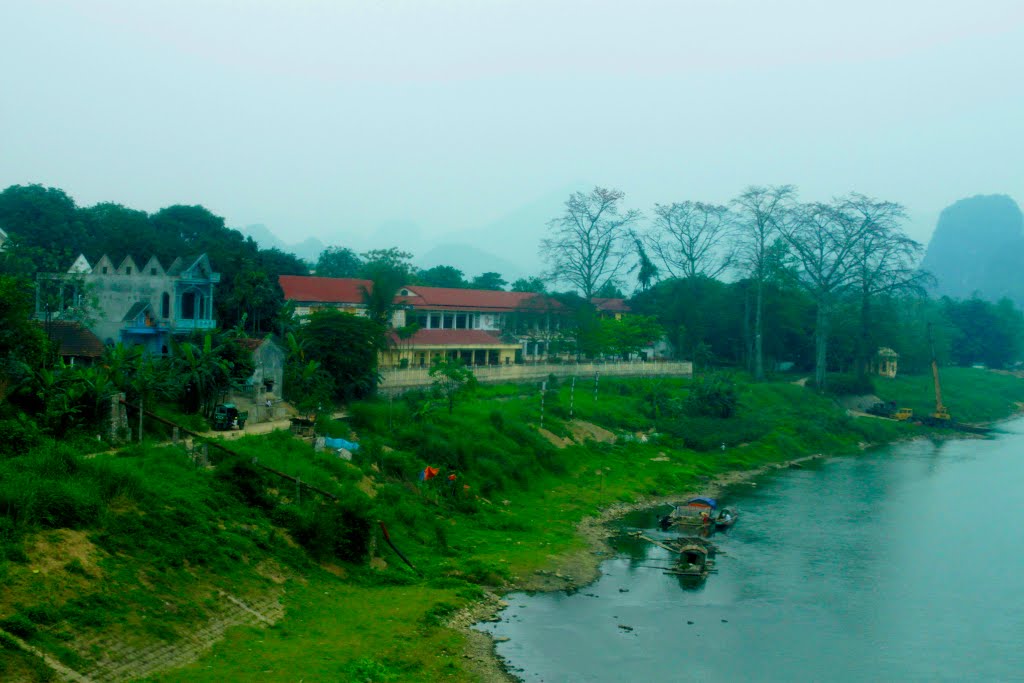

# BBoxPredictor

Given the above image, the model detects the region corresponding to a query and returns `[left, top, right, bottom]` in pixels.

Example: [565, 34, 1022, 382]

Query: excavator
[924, 323, 952, 426]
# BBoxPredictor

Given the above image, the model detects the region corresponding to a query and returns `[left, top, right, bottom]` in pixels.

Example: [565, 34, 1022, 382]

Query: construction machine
[925, 323, 952, 425]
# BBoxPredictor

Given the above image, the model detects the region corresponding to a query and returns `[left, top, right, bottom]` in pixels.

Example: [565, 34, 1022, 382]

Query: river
[477, 418, 1024, 682]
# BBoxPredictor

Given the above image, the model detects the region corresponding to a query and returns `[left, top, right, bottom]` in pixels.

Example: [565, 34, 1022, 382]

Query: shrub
[1, 613, 37, 639]
[685, 373, 738, 418]
[0, 417, 41, 457]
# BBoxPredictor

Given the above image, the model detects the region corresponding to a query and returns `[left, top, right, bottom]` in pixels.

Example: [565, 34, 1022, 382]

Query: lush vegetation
[2, 368, 1021, 681]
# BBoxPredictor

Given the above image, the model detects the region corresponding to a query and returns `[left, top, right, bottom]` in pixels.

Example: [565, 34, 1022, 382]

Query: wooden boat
[714, 508, 738, 529]
[661, 497, 718, 528]
[628, 532, 716, 583]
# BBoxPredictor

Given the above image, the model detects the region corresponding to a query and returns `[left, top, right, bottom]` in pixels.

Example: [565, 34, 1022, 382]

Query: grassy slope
[2, 370, 1021, 682]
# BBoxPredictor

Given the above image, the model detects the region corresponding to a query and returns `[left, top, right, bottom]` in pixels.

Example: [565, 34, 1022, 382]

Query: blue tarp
[684, 497, 717, 509]
[324, 437, 360, 452]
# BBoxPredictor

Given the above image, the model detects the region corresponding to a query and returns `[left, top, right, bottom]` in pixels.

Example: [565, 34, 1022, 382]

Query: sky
[2, 1, 1023, 274]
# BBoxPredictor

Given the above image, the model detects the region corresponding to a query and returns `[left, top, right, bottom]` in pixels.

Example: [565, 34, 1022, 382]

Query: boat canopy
[684, 497, 717, 509]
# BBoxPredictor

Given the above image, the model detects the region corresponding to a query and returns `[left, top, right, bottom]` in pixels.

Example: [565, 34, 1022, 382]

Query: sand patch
[538, 428, 572, 448]
[29, 529, 102, 577]
[568, 420, 616, 444]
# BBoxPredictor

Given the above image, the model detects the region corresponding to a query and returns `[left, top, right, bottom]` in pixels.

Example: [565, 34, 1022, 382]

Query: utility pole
[570, 376, 576, 419]
[594, 371, 600, 401]
[540, 380, 547, 426]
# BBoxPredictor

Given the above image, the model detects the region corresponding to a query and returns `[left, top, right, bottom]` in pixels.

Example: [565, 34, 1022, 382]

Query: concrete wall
[378, 360, 693, 391]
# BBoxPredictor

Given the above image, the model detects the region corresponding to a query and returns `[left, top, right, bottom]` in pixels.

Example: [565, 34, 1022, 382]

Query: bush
[0, 417, 41, 457]
[685, 373, 738, 418]
[1, 613, 37, 639]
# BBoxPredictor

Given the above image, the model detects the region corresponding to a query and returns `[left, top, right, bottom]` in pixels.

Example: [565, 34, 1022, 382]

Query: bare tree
[731, 185, 797, 380]
[842, 194, 931, 376]
[540, 187, 640, 299]
[778, 201, 869, 389]
[646, 201, 735, 279]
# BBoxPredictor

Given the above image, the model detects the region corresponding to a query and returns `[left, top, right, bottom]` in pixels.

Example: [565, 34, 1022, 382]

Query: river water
[478, 418, 1024, 682]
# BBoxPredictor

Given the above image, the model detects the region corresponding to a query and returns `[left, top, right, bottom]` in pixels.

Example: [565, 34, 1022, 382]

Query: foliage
[300, 309, 387, 402]
[685, 373, 738, 418]
[316, 246, 363, 278]
[510, 276, 547, 293]
[469, 272, 507, 291]
[429, 358, 477, 414]
[417, 265, 467, 289]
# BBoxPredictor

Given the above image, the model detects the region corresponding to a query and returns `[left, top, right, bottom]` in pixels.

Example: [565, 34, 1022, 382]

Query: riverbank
[451, 451, 836, 683]
[458, 428, 1002, 683]
[3, 370, 1021, 682]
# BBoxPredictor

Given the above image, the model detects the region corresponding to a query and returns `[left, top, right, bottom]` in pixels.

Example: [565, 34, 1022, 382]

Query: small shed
[39, 321, 105, 366]
[239, 338, 286, 399]
[875, 347, 899, 378]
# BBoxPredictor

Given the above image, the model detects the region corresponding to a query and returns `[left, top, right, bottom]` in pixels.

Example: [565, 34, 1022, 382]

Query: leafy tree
[82, 203, 158, 263]
[429, 358, 477, 414]
[316, 246, 363, 278]
[222, 267, 281, 334]
[601, 315, 663, 358]
[470, 272, 507, 291]
[258, 247, 310, 277]
[172, 333, 233, 417]
[540, 187, 640, 299]
[510, 277, 547, 293]
[359, 248, 414, 280]
[0, 184, 86, 272]
[419, 265, 467, 288]
[300, 309, 387, 402]
[631, 235, 659, 292]
[594, 281, 624, 299]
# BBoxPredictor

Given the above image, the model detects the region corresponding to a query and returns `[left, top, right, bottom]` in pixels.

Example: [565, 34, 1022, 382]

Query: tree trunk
[857, 285, 871, 378]
[754, 277, 764, 381]
[814, 300, 829, 389]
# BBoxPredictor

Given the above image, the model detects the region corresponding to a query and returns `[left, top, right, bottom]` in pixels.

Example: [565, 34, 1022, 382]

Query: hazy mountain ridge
[921, 194, 1024, 305]
[239, 224, 326, 263]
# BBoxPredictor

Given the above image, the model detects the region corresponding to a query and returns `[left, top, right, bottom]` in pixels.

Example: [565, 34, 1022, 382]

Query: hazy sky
[3, 1, 1023, 268]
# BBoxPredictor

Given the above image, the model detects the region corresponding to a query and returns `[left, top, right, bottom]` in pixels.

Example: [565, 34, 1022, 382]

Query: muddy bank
[451, 451, 832, 683]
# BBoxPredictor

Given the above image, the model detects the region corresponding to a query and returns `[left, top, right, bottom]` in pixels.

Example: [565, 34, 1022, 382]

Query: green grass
[874, 367, 1024, 424]
[2, 369, 1021, 682]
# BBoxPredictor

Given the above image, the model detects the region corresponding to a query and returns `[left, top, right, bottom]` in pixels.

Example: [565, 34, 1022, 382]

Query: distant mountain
[239, 224, 325, 263]
[920, 194, 1024, 305]
[418, 243, 529, 283]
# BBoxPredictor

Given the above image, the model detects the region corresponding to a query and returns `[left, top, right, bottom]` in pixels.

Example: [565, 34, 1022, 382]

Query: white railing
[378, 359, 693, 390]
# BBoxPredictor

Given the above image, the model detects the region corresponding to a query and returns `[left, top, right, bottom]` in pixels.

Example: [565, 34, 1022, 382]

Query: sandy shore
[450, 451, 834, 683]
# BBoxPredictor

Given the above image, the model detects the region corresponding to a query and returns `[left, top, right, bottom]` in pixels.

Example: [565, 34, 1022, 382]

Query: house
[36, 254, 221, 354]
[592, 297, 630, 320]
[38, 320, 105, 366]
[279, 276, 571, 366]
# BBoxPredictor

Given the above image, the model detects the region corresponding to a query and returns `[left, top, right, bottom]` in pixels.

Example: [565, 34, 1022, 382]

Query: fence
[378, 359, 693, 391]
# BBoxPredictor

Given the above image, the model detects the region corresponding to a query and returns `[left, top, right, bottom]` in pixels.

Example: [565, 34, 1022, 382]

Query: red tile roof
[38, 321, 105, 358]
[279, 276, 372, 304]
[591, 297, 631, 313]
[397, 285, 556, 313]
[280, 276, 563, 313]
[389, 329, 519, 347]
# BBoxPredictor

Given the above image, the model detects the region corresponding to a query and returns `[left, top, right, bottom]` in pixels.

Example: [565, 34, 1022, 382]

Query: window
[455, 313, 467, 329]
[150, 268, 157, 275]
[126, 267, 132, 275]
[161, 292, 170, 318]
[102, 267, 108, 274]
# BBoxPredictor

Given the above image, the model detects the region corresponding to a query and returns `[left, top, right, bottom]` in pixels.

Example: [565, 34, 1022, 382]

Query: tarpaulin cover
[683, 497, 717, 509]
[325, 437, 360, 452]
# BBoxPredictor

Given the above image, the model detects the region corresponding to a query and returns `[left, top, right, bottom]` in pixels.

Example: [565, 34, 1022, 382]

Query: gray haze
[3, 1, 1023, 275]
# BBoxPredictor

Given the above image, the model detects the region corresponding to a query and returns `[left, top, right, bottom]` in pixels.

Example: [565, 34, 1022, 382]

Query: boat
[660, 497, 718, 528]
[626, 532, 717, 585]
[714, 508, 739, 529]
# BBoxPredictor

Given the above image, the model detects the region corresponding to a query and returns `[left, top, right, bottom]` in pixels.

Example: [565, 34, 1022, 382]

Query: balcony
[173, 318, 217, 331]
